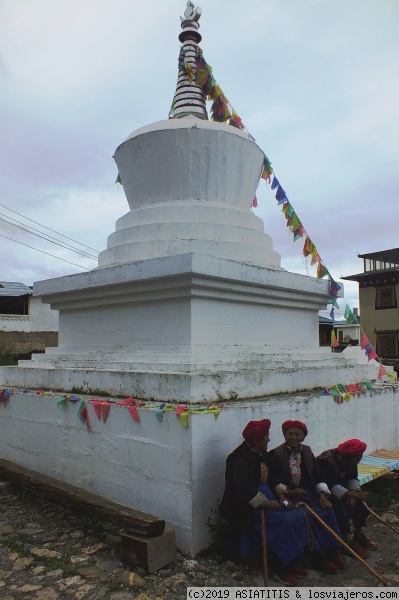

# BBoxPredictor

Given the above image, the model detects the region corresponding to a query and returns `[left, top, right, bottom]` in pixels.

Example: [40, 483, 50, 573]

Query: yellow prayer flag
[331, 331, 339, 348]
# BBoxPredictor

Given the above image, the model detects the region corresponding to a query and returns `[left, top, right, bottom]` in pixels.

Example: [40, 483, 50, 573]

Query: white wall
[0, 385, 398, 555]
[0, 315, 30, 332]
[29, 296, 59, 331]
[0, 296, 58, 333]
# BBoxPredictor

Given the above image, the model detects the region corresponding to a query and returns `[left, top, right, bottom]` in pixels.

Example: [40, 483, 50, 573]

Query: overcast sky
[1, 0, 398, 311]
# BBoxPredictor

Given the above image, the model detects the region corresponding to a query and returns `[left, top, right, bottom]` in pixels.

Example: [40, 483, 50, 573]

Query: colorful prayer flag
[271, 176, 279, 190]
[128, 405, 140, 422]
[101, 402, 111, 423]
[378, 364, 388, 380]
[91, 400, 102, 420]
[331, 330, 339, 348]
[275, 185, 287, 203]
[344, 305, 357, 324]
[310, 250, 320, 265]
[303, 237, 314, 258]
[367, 348, 378, 361]
[330, 280, 342, 298]
[361, 333, 370, 350]
[176, 405, 186, 417]
[317, 261, 329, 279]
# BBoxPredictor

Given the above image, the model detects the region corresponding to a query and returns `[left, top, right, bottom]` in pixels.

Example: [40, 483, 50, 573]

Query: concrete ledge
[0, 359, 382, 402]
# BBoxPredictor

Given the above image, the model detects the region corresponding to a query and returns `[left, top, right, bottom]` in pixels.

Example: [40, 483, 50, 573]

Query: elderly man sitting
[316, 438, 377, 559]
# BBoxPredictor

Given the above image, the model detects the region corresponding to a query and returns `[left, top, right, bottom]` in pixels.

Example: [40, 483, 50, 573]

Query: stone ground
[2, 480, 399, 599]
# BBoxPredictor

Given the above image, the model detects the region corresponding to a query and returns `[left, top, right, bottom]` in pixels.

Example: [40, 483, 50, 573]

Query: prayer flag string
[112, 44, 396, 386]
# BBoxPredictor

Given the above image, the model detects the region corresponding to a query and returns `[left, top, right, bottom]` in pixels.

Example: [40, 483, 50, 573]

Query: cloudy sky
[1, 0, 398, 311]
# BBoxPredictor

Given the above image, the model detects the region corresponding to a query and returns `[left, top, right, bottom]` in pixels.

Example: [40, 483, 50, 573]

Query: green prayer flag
[344, 304, 357, 324]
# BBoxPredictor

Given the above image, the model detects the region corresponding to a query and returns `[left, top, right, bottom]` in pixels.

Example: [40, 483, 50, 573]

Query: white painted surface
[0, 315, 30, 332]
[29, 296, 59, 331]
[0, 253, 381, 400]
[99, 118, 280, 269]
[0, 386, 397, 555]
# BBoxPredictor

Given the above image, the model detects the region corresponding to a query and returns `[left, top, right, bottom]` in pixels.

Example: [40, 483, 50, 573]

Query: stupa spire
[171, 2, 208, 120]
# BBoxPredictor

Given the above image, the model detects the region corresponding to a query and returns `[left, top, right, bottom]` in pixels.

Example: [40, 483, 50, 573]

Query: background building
[343, 248, 399, 363]
[0, 281, 58, 360]
[319, 307, 360, 349]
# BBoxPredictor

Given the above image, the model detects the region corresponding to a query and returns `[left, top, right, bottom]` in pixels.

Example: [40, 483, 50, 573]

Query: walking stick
[362, 501, 399, 536]
[260, 508, 268, 587]
[296, 502, 389, 587]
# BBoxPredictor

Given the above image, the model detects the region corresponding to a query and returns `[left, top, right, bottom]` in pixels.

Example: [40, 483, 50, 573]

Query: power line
[0, 202, 100, 253]
[0, 232, 91, 270]
[0, 214, 98, 260]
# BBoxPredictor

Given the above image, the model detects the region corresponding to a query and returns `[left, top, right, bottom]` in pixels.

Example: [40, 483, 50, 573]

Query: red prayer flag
[361, 333, 370, 350]
[91, 400, 102, 420]
[128, 405, 140, 422]
[80, 406, 91, 431]
[368, 348, 378, 361]
[101, 402, 111, 423]
[331, 331, 339, 348]
[378, 364, 388, 380]
[123, 397, 136, 406]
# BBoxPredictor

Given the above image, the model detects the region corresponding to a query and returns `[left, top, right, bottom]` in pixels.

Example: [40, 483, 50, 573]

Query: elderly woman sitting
[316, 438, 377, 559]
[220, 419, 341, 586]
[268, 419, 346, 573]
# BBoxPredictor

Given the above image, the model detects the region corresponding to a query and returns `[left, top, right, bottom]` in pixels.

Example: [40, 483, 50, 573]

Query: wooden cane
[296, 502, 389, 587]
[260, 508, 268, 587]
[362, 501, 399, 536]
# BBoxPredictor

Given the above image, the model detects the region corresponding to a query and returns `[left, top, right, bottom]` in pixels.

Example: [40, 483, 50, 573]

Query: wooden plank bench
[0, 458, 177, 572]
[0, 459, 165, 537]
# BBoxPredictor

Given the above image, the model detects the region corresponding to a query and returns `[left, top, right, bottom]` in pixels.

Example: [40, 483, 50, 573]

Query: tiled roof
[0, 281, 32, 297]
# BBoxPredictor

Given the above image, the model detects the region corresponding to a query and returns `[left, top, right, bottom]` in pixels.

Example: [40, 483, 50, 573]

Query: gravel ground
[1, 479, 399, 599]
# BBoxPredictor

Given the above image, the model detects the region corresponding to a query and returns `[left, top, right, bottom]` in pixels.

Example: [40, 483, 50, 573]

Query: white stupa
[0, 1, 380, 401]
[1, 3, 394, 558]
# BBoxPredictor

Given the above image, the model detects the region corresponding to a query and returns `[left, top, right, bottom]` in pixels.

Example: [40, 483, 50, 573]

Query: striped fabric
[358, 451, 399, 486]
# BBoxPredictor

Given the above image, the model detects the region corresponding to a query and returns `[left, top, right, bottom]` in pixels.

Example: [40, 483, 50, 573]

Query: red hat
[337, 439, 367, 456]
[282, 420, 308, 436]
[242, 419, 271, 442]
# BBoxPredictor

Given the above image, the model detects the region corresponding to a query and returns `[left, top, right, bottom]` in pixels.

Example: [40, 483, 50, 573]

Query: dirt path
[1, 480, 399, 599]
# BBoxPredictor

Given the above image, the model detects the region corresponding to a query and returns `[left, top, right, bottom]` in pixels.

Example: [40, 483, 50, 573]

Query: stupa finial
[171, 2, 208, 120]
[183, 2, 201, 22]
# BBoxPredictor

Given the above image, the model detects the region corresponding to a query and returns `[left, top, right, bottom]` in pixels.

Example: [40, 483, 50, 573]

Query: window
[377, 332, 399, 357]
[363, 256, 399, 272]
[376, 286, 397, 309]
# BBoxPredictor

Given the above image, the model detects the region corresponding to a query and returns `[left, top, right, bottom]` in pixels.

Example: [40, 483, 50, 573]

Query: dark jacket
[316, 448, 359, 491]
[219, 441, 276, 529]
[268, 443, 326, 491]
